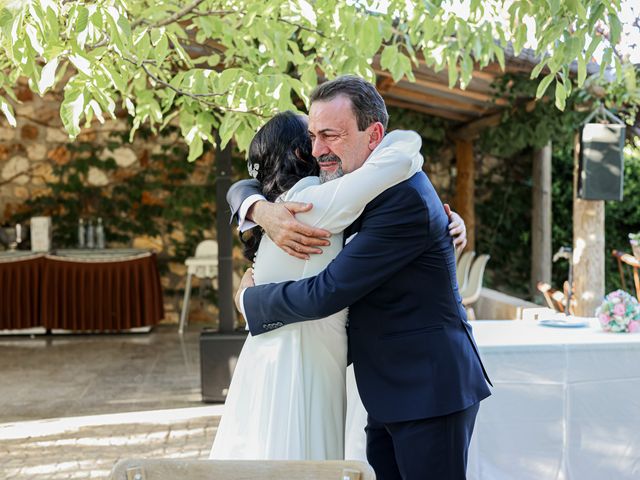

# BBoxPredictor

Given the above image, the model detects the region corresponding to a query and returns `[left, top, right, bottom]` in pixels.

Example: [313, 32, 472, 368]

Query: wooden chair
[536, 281, 574, 314]
[109, 459, 375, 480]
[612, 249, 640, 301]
[456, 250, 475, 294]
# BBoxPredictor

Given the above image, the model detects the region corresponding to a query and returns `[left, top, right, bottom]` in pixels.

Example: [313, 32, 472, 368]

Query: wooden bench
[109, 459, 375, 480]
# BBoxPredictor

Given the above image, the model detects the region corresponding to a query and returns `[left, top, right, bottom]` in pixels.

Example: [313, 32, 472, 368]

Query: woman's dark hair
[240, 111, 319, 260]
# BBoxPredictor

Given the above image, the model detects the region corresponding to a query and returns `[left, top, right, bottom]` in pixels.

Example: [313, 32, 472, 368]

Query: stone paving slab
[0, 406, 222, 479]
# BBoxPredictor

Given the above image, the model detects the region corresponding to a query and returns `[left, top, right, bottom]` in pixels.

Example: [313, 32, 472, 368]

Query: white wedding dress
[209, 130, 423, 460]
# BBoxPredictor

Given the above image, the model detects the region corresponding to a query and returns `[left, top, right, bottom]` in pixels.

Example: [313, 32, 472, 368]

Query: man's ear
[367, 122, 385, 151]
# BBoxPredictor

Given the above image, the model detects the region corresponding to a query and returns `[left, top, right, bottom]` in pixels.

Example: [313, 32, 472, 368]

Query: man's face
[308, 95, 380, 181]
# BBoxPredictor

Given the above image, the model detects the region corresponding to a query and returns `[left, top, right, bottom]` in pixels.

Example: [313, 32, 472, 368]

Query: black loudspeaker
[579, 123, 626, 201]
[200, 330, 248, 402]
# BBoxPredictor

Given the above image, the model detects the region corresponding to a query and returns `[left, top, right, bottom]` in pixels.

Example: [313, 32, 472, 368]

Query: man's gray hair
[310, 75, 389, 131]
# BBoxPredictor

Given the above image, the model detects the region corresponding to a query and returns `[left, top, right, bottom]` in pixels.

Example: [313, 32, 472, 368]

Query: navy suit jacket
[231, 173, 491, 423]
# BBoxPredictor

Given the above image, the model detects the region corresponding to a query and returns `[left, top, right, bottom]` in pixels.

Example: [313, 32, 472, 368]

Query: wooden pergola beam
[449, 111, 505, 140]
[385, 86, 492, 114]
[375, 69, 507, 106]
[384, 97, 473, 122]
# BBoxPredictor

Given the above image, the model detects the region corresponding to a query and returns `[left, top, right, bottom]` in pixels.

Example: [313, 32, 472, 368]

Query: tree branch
[130, 59, 267, 117]
[132, 0, 207, 28]
[138, 61, 226, 99]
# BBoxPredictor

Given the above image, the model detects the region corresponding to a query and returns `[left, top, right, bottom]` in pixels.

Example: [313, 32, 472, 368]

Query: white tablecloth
[346, 319, 640, 479]
[470, 319, 640, 480]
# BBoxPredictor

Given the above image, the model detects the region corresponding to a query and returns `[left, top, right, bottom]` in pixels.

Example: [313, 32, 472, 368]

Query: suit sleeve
[244, 183, 430, 335]
[226, 179, 262, 225]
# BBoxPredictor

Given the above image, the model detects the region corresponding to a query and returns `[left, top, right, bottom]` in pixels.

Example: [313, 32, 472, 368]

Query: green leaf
[536, 73, 555, 98]
[577, 55, 586, 86]
[0, 8, 12, 29]
[69, 54, 92, 77]
[149, 26, 165, 46]
[460, 53, 473, 89]
[513, 25, 527, 55]
[359, 16, 382, 57]
[187, 135, 203, 162]
[380, 45, 398, 73]
[154, 34, 169, 64]
[614, 55, 622, 82]
[76, 6, 89, 33]
[100, 63, 127, 92]
[90, 8, 103, 30]
[609, 14, 621, 44]
[37, 56, 58, 94]
[218, 114, 241, 149]
[588, 4, 605, 32]
[25, 24, 44, 55]
[493, 44, 505, 71]
[600, 48, 612, 77]
[447, 52, 458, 88]
[530, 59, 547, 79]
[134, 32, 151, 65]
[554, 80, 566, 110]
[60, 88, 85, 138]
[584, 35, 601, 62]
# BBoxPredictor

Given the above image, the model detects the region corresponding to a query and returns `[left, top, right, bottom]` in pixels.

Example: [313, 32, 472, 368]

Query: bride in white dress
[210, 111, 423, 460]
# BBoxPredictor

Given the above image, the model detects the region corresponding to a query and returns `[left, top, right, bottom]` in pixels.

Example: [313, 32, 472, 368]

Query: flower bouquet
[596, 290, 640, 333]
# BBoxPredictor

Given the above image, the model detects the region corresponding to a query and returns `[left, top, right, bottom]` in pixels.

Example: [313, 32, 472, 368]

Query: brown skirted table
[0, 252, 45, 330]
[0, 249, 164, 332]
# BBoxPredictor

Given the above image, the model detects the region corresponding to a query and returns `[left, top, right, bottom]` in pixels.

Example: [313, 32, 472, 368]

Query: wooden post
[531, 142, 552, 299]
[454, 139, 475, 251]
[572, 133, 605, 316]
[215, 140, 236, 332]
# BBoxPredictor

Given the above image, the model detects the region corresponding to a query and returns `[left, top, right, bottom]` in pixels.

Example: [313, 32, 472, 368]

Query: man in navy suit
[229, 76, 491, 479]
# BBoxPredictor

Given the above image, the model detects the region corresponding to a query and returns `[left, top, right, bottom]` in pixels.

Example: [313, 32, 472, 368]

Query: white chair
[456, 250, 475, 293]
[461, 254, 490, 307]
[179, 240, 218, 334]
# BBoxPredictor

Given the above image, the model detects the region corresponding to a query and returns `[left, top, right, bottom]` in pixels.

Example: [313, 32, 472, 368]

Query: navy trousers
[365, 402, 480, 480]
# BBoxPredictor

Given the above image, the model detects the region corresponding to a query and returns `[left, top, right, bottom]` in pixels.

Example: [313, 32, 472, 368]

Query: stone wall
[0, 83, 242, 326]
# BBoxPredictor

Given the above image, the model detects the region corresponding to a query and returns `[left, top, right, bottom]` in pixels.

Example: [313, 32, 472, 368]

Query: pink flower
[599, 314, 611, 325]
[629, 321, 640, 333]
[614, 303, 626, 317]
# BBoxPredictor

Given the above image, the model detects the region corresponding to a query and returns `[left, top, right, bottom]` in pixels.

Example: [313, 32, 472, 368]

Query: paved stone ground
[0, 407, 221, 479]
[0, 326, 225, 479]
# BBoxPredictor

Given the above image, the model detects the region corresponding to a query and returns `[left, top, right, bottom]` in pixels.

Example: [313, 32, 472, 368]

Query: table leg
[179, 273, 193, 334]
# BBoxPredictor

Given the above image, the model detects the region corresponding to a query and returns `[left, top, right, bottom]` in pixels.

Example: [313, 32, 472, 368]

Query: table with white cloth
[346, 319, 640, 480]
[470, 319, 640, 480]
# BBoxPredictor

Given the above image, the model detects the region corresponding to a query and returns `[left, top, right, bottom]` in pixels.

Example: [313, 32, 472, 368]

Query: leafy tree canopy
[0, 0, 631, 159]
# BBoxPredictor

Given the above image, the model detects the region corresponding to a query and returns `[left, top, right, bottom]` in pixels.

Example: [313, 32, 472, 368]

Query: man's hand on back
[249, 201, 331, 260]
[444, 203, 467, 253]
